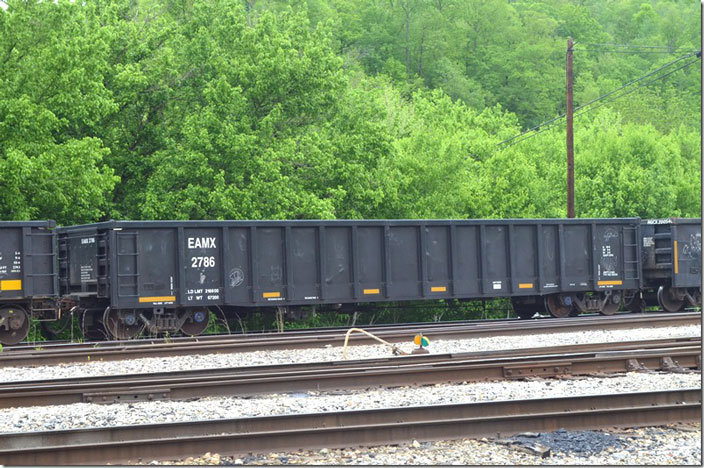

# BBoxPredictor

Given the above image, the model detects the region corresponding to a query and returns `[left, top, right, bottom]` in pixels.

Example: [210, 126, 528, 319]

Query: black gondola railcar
[632, 218, 702, 312]
[0, 221, 59, 344]
[58, 218, 643, 339]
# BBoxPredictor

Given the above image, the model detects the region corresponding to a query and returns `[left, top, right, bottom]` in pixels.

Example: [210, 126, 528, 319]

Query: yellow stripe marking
[263, 292, 281, 298]
[431, 286, 447, 292]
[518, 283, 533, 289]
[363, 288, 380, 295]
[674, 241, 679, 274]
[139, 296, 176, 303]
[597, 280, 623, 286]
[0, 280, 22, 291]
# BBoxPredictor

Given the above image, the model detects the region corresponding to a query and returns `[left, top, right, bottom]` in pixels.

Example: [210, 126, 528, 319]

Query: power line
[576, 49, 698, 55]
[495, 50, 701, 150]
[570, 51, 699, 116]
[572, 56, 700, 119]
[576, 42, 698, 55]
[579, 43, 690, 49]
[497, 56, 700, 150]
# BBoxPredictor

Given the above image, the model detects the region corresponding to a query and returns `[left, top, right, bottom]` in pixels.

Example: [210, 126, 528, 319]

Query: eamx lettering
[187, 237, 216, 249]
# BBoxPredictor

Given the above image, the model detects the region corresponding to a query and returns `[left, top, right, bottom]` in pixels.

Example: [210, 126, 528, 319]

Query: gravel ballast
[0, 323, 700, 466]
[148, 425, 701, 465]
[0, 324, 699, 382]
[0, 372, 699, 433]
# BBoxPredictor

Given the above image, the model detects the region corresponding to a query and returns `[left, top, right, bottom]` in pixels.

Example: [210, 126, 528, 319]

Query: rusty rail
[7, 315, 509, 351]
[12, 310, 681, 352]
[1, 312, 700, 368]
[0, 389, 699, 465]
[0, 338, 699, 408]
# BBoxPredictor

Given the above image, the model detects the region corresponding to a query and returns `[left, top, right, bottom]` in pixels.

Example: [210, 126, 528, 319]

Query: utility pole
[566, 37, 575, 218]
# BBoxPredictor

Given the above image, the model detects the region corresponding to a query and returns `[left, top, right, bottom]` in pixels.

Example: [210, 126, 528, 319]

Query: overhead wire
[494, 49, 701, 150]
[576, 49, 698, 55]
[499, 56, 700, 150]
[575, 43, 698, 55]
[571, 56, 700, 119]
[579, 43, 692, 49]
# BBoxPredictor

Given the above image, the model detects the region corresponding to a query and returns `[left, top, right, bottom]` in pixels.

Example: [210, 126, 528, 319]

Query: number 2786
[191, 256, 215, 268]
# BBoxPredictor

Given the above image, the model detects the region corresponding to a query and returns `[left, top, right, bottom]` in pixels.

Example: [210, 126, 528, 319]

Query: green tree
[0, 0, 119, 224]
[139, 3, 355, 220]
[575, 110, 698, 218]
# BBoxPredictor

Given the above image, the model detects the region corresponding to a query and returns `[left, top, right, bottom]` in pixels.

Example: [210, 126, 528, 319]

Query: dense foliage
[0, 0, 700, 225]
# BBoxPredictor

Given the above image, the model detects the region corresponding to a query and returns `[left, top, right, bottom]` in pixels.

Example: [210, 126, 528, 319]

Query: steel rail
[0, 338, 699, 408]
[10, 315, 520, 350]
[0, 389, 699, 465]
[3, 336, 698, 386]
[12, 310, 681, 352]
[1, 313, 700, 368]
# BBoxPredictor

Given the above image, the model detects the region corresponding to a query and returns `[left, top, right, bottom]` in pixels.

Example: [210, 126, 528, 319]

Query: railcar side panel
[562, 224, 591, 290]
[289, 226, 319, 302]
[356, 226, 384, 300]
[511, 225, 538, 295]
[0, 222, 57, 300]
[112, 228, 178, 309]
[255, 227, 286, 303]
[388, 226, 421, 299]
[425, 226, 451, 295]
[225, 227, 252, 304]
[322, 226, 353, 301]
[182, 227, 221, 306]
[0, 221, 58, 344]
[672, 220, 702, 289]
[0, 228, 23, 299]
[539, 224, 560, 293]
[483, 225, 509, 295]
[453, 226, 481, 297]
[594, 224, 624, 289]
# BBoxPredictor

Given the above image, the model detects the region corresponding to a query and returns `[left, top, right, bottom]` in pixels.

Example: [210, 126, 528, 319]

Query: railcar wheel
[598, 291, 622, 316]
[657, 286, 684, 313]
[179, 308, 210, 336]
[0, 306, 30, 345]
[545, 294, 574, 318]
[103, 307, 144, 340]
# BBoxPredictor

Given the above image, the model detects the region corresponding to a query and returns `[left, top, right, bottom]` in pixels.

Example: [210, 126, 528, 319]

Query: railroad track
[12, 315, 513, 349]
[9, 309, 694, 352]
[0, 337, 699, 408]
[13, 309, 673, 351]
[0, 389, 699, 465]
[2, 312, 700, 368]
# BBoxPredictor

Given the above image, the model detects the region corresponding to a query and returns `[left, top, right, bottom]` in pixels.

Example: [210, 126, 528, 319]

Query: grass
[25, 299, 514, 342]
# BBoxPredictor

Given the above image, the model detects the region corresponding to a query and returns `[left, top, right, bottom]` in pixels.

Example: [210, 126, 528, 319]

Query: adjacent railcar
[58, 218, 642, 339]
[633, 218, 702, 312]
[0, 221, 58, 344]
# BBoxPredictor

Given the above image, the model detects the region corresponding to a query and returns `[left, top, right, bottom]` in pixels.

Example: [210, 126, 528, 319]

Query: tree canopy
[0, 0, 700, 225]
